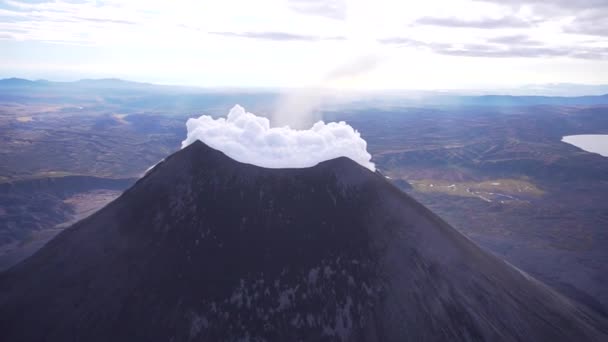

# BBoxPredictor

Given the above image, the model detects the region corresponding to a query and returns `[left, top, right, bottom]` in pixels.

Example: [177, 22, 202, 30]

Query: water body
[562, 135, 608, 157]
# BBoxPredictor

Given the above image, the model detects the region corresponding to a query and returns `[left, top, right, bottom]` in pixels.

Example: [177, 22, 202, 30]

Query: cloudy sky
[1, 0, 607, 90]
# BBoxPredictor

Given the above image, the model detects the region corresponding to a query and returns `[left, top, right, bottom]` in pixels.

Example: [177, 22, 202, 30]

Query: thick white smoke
[181, 105, 375, 171]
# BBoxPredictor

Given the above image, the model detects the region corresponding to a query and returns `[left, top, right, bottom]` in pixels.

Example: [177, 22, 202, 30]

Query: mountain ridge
[1, 77, 608, 102]
[1, 140, 607, 341]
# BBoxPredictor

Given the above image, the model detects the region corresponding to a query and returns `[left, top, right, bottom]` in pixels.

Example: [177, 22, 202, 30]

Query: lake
[562, 135, 608, 157]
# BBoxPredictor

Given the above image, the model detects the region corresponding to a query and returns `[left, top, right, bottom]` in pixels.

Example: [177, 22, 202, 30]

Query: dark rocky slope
[0, 141, 606, 341]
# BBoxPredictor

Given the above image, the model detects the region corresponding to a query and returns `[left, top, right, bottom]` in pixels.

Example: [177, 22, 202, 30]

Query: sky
[1, 0, 608, 90]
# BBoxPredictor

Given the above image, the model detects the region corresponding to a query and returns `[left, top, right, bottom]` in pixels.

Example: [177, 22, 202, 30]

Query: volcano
[1, 140, 607, 341]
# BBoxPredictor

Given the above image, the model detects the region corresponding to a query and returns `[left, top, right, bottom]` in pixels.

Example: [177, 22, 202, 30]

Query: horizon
[3, 76, 608, 97]
[1, 0, 607, 91]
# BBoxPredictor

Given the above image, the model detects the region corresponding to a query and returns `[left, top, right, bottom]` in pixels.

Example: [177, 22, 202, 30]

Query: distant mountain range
[1, 77, 148, 87]
[428, 93, 608, 106]
[0, 78, 279, 114]
[1, 77, 608, 107]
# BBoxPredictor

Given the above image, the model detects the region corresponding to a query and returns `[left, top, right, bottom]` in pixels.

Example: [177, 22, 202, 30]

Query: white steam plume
[182, 104, 375, 171]
[271, 54, 382, 129]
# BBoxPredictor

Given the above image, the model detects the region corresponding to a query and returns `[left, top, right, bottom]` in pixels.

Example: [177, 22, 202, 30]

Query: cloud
[435, 45, 568, 58]
[377, 37, 451, 51]
[3, 0, 607, 87]
[377, 37, 420, 46]
[487, 34, 542, 45]
[379, 35, 608, 60]
[0, 0, 145, 44]
[74, 17, 136, 25]
[476, 0, 608, 10]
[432, 44, 608, 59]
[182, 104, 375, 171]
[287, 0, 347, 20]
[415, 16, 532, 28]
[563, 9, 608, 37]
[477, 0, 608, 36]
[209, 31, 345, 42]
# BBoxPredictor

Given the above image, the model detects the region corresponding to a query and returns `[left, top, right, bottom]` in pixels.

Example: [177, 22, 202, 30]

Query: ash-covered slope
[1, 141, 607, 341]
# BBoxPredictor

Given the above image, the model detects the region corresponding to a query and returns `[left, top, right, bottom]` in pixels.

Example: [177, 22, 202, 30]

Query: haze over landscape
[1, 0, 608, 341]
